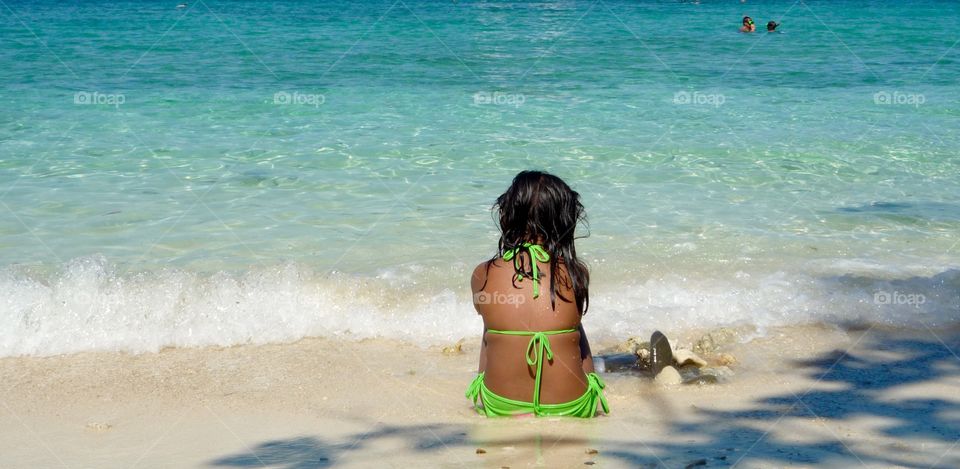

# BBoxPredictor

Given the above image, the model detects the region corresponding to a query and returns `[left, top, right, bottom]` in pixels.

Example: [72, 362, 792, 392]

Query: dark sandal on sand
[650, 330, 673, 376]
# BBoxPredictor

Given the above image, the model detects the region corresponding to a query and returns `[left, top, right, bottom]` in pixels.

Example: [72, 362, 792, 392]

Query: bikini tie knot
[525, 331, 554, 414]
[465, 372, 485, 406]
[586, 372, 610, 414]
[502, 243, 550, 298]
[525, 332, 554, 367]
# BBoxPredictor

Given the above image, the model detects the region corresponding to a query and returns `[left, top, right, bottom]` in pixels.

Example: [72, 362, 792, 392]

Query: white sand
[2, 325, 959, 468]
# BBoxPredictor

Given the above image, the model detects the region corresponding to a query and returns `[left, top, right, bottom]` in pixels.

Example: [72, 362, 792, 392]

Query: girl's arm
[478, 328, 488, 373]
[471, 263, 489, 373]
[578, 324, 596, 373]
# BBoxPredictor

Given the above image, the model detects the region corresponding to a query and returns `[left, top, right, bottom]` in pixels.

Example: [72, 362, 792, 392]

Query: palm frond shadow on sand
[210, 328, 960, 468]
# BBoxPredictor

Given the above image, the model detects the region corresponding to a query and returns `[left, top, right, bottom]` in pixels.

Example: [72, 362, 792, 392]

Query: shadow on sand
[210, 329, 960, 468]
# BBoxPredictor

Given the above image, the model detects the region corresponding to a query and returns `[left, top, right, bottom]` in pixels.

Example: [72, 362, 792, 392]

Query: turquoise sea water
[1, 0, 959, 356]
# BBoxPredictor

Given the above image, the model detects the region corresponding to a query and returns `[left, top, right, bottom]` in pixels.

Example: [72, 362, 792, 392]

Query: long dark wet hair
[485, 170, 590, 314]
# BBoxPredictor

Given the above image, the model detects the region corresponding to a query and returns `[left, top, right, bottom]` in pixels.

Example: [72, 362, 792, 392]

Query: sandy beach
[3, 324, 958, 468]
[4, 0, 960, 467]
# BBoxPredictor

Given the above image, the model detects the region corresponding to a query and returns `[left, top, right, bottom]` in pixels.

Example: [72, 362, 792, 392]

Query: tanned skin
[471, 252, 596, 406]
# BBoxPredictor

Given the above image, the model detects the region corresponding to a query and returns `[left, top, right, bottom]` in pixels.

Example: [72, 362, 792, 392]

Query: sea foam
[2, 256, 958, 357]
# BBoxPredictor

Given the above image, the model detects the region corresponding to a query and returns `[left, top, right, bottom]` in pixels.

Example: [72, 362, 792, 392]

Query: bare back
[471, 253, 591, 404]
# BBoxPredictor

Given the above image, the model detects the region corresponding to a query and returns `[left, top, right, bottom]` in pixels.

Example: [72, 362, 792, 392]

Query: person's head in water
[491, 170, 590, 313]
[767, 21, 779, 32]
[741, 16, 756, 32]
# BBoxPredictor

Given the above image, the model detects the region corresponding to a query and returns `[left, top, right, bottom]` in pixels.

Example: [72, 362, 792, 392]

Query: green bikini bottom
[465, 371, 609, 418]
[465, 327, 609, 418]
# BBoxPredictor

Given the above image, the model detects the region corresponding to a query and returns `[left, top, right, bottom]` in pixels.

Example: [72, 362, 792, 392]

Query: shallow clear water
[1, 0, 958, 356]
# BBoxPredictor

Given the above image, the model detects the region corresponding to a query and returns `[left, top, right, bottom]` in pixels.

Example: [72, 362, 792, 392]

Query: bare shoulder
[470, 261, 491, 293]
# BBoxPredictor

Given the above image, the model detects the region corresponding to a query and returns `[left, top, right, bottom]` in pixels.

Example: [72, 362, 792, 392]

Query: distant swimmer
[740, 16, 756, 33]
[767, 21, 780, 32]
[176, 2, 187, 8]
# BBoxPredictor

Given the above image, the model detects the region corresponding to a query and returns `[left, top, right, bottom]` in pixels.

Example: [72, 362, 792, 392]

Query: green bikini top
[502, 242, 550, 298]
[489, 243, 578, 411]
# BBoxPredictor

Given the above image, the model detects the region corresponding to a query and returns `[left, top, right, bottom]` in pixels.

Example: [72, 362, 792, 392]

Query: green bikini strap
[586, 372, 610, 414]
[502, 243, 550, 298]
[486, 328, 577, 414]
[465, 372, 484, 406]
[527, 332, 551, 414]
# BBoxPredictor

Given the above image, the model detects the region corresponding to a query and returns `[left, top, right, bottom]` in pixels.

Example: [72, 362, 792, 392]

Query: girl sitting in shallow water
[466, 170, 609, 418]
